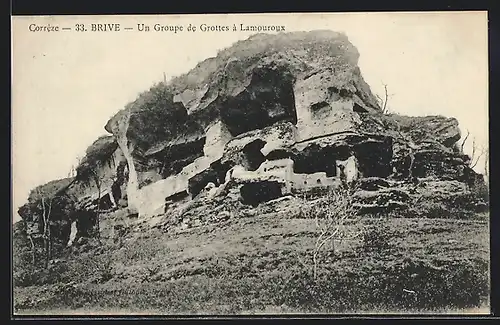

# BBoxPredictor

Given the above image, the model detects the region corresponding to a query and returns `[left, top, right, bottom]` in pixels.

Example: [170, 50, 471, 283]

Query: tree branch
[28, 234, 36, 265]
[317, 229, 339, 253]
[460, 130, 470, 153]
[382, 83, 388, 113]
[471, 145, 486, 169]
[47, 198, 52, 222]
[471, 138, 477, 164]
[41, 196, 46, 225]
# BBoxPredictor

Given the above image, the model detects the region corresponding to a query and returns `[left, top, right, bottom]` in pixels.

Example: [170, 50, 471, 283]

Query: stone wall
[230, 157, 351, 198]
[291, 172, 341, 191]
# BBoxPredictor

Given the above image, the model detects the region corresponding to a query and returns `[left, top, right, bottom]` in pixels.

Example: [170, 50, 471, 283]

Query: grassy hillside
[13, 194, 489, 315]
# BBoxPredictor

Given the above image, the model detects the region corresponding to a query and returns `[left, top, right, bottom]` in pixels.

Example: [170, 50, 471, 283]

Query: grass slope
[13, 205, 489, 315]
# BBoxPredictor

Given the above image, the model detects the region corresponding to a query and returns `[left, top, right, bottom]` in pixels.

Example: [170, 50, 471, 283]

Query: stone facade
[230, 157, 356, 197]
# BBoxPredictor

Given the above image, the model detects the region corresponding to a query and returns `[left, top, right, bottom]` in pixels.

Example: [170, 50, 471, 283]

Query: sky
[11, 12, 489, 223]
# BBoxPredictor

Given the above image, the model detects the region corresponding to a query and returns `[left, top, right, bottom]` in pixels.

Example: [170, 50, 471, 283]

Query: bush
[300, 185, 360, 279]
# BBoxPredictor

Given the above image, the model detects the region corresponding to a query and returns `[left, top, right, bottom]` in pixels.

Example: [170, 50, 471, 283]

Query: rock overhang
[21, 30, 487, 227]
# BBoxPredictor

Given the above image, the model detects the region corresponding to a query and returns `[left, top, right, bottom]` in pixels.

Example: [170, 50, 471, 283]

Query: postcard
[11, 12, 490, 317]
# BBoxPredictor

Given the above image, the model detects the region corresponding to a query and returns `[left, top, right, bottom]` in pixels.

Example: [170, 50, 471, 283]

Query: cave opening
[354, 141, 393, 178]
[188, 160, 233, 199]
[243, 139, 267, 171]
[327, 86, 342, 102]
[75, 210, 98, 238]
[240, 181, 283, 207]
[111, 182, 122, 204]
[166, 190, 189, 202]
[411, 151, 450, 179]
[220, 68, 297, 136]
[111, 161, 127, 203]
[188, 169, 220, 199]
[158, 137, 206, 178]
[98, 193, 114, 210]
[40, 204, 73, 245]
[293, 145, 350, 177]
[310, 101, 330, 112]
[51, 220, 71, 245]
[310, 101, 331, 120]
[266, 149, 292, 161]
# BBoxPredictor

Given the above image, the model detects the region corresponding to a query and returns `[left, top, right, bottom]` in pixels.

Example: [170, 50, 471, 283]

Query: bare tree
[301, 185, 361, 280]
[34, 189, 53, 269]
[77, 157, 105, 239]
[43, 197, 53, 268]
[461, 129, 487, 170]
[27, 233, 36, 266]
[484, 150, 489, 178]
[460, 130, 470, 153]
[470, 138, 486, 170]
[88, 161, 104, 239]
[376, 83, 395, 114]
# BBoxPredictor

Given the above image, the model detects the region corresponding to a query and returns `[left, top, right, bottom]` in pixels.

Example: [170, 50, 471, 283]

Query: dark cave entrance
[98, 193, 115, 210]
[243, 139, 266, 171]
[266, 149, 292, 161]
[353, 102, 368, 113]
[166, 190, 189, 204]
[310, 101, 331, 120]
[164, 190, 190, 213]
[111, 183, 122, 205]
[159, 137, 207, 178]
[293, 145, 350, 177]
[111, 161, 127, 203]
[189, 171, 219, 199]
[47, 207, 73, 244]
[188, 160, 233, 199]
[220, 67, 297, 136]
[354, 140, 393, 178]
[240, 181, 283, 207]
[75, 210, 98, 238]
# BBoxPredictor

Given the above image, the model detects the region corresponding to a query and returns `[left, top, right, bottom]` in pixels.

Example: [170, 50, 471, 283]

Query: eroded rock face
[98, 31, 383, 215]
[19, 30, 487, 236]
[101, 31, 484, 217]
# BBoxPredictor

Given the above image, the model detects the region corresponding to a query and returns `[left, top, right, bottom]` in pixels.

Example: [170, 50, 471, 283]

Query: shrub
[300, 185, 360, 279]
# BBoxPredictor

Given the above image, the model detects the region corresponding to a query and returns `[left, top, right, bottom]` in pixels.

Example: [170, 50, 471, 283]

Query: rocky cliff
[17, 30, 488, 245]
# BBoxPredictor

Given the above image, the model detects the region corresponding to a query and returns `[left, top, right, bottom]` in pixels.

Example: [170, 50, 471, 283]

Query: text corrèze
[28, 23, 286, 33]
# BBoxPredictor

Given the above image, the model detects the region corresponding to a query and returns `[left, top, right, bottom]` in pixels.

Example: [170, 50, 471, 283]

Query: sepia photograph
[11, 12, 489, 316]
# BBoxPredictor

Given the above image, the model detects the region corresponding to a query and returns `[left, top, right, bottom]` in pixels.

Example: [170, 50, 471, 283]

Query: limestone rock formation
[18, 30, 488, 243]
